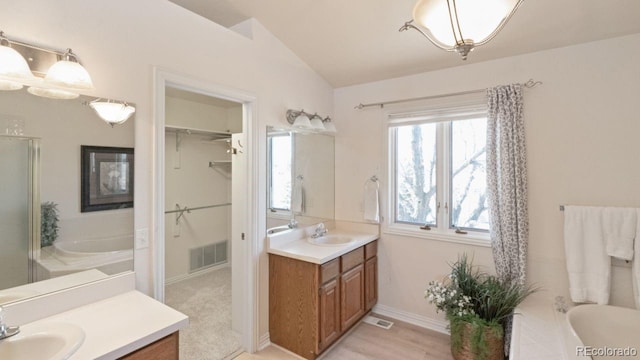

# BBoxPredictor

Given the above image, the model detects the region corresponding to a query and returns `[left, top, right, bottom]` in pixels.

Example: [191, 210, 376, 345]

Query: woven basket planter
[450, 320, 504, 360]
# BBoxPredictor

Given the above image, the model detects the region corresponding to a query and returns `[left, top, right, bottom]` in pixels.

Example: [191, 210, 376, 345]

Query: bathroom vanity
[268, 223, 378, 359]
[0, 272, 188, 360]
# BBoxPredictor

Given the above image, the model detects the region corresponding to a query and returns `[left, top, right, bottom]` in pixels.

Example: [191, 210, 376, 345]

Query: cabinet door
[318, 278, 340, 352]
[119, 332, 179, 360]
[340, 264, 365, 331]
[365, 256, 378, 311]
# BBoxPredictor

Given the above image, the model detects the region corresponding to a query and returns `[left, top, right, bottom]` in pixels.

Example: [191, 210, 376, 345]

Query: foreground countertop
[38, 290, 188, 360]
[268, 224, 379, 264]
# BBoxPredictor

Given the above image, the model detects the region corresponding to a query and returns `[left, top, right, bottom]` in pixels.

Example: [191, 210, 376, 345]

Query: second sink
[307, 234, 354, 246]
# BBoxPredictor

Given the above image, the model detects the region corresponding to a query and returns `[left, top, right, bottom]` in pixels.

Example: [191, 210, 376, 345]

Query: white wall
[334, 33, 640, 323]
[0, 0, 334, 341]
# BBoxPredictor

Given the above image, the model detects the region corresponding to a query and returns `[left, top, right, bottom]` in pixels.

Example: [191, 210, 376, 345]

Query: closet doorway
[153, 70, 258, 359]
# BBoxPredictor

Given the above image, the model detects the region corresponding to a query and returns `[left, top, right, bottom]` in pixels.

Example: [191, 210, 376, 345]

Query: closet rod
[164, 202, 231, 214]
[354, 79, 542, 110]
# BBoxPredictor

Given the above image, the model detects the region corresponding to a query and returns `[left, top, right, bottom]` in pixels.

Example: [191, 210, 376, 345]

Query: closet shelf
[209, 160, 232, 167]
[165, 125, 231, 141]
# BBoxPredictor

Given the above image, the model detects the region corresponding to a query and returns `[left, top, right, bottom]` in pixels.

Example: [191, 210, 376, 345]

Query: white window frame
[267, 131, 293, 219]
[384, 101, 491, 247]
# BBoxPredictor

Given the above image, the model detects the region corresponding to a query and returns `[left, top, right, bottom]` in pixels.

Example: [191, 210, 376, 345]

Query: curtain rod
[354, 79, 542, 110]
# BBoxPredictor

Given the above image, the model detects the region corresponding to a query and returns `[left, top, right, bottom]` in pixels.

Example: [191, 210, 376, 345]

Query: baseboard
[372, 303, 450, 335]
[258, 332, 271, 351]
[165, 263, 230, 286]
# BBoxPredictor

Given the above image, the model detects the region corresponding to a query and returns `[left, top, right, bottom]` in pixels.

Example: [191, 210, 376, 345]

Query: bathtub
[565, 305, 640, 360]
[38, 235, 134, 277]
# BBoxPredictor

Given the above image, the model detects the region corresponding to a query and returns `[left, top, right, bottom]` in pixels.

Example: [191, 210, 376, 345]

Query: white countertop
[28, 290, 188, 360]
[268, 222, 380, 264]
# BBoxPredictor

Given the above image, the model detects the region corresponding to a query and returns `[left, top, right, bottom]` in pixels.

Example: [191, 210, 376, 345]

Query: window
[389, 105, 489, 235]
[268, 133, 293, 212]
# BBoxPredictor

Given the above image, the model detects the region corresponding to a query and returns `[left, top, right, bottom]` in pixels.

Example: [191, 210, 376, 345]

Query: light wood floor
[235, 314, 453, 360]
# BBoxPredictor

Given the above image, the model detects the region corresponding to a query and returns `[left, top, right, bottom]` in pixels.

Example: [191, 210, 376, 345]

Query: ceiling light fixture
[89, 99, 136, 126]
[286, 109, 336, 133]
[400, 0, 525, 60]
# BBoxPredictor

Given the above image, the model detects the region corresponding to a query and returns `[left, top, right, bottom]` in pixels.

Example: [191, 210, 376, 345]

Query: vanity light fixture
[89, 99, 136, 126]
[0, 31, 93, 98]
[309, 114, 326, 131]
[400, 0, 525, 60]
[286, 109, 337, 134]
[0, 31, 36, 90]
[286, 109, 313, 130]
[322, 117, 337, 133]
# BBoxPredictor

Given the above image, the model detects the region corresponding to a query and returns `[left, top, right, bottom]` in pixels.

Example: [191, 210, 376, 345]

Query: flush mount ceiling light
[0, 31, 36, 90]
[0, 31, 93, 99]
[89, 99, 136, 126]
[286, 109, 336, 134]
[400, 0, 525, 60]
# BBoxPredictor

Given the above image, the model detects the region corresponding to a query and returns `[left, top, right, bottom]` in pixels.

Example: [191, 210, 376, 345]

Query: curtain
[487, 84, 528, 286]
[486, 84, 528, 356]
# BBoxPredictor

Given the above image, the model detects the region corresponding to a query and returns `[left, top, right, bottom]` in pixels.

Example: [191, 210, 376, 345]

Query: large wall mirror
[0, 89, 135, 305]
[266, 126, 335, 232]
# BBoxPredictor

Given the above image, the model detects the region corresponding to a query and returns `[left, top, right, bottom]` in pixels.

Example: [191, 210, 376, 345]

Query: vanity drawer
[365, 241, 377, 260]
[341, 247, 364, 272]
[321, 258, 340, 283]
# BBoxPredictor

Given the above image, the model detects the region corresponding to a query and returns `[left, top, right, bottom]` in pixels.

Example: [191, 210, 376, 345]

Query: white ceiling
[166, 86, 242, 108]
[170, 0, 640, 87]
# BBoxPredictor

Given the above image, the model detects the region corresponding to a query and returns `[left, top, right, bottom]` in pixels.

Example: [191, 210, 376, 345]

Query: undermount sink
[307, 234, 354, 246]
[0, 322, 85, 360]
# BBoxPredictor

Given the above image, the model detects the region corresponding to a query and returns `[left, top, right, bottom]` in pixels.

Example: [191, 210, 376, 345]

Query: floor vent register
[363, 315, 394, 330]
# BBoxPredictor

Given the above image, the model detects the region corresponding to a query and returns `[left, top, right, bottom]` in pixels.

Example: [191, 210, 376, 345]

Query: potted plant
[425, 254, 535, 360]
[41, 201, 59, 247]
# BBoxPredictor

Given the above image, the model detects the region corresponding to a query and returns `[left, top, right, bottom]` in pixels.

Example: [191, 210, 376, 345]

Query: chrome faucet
[287, 218, 298, 229]
[0, 306, 19, 340]
[311, 223, 328, 238]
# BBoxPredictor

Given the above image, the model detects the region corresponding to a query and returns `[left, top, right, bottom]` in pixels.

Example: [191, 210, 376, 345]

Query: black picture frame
[81, 145, 134, 212]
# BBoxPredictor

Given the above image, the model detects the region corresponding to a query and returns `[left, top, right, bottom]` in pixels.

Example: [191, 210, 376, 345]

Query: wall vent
[189, 240, 228, 273]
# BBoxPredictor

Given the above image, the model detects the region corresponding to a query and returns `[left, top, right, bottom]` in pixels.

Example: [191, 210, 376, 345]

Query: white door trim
[152, 67, 259, 352]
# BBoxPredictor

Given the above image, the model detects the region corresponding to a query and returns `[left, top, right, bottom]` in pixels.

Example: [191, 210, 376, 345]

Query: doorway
[153, 69, 258, 357]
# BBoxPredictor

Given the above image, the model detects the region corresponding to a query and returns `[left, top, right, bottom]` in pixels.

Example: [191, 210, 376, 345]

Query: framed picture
[81, 145, 134, 212]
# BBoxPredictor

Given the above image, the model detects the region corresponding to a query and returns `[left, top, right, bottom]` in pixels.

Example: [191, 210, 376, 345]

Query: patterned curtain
[486, 84, 529, 287]
[487, 84, 529, 356]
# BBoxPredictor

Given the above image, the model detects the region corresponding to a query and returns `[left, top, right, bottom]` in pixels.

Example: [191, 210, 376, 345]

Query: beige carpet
[165, 267, 242, 360]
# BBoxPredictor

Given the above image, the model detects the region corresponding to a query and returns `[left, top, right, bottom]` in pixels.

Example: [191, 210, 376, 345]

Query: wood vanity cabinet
[269, 241, 378, 360]
[119, 332, 179, 360]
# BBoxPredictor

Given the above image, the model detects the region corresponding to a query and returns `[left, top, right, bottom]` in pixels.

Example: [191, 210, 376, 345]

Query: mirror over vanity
[0, 89, 135, 305]
[266, 126, 335, 232]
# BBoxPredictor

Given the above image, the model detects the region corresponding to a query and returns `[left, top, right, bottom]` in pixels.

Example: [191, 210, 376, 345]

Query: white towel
[563, 206, 611, 304]
[603, 207, 636, 261]
[633, 209, 640, 309]
[363, 179, 379, 223]
[291, 176, 304, 214]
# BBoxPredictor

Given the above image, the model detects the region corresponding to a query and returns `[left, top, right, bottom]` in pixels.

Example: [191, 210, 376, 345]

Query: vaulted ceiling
[170, 0, 640, 87]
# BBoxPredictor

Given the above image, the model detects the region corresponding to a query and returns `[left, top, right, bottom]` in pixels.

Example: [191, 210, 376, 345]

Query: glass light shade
[412, 0, 515, 46]
[0, 44, 36, 88]
[27, 86, 79, 99]
[309, 116, 325, 131]
[44, 59, 94, 90]
[0, 79, 23, 90]
[323, 119, 337, 133]
[89, 101, 136, 125]
[292, 113, 312, 129]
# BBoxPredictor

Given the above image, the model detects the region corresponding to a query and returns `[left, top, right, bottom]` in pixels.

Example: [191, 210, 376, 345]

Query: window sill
[383, 225, 491, 248]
